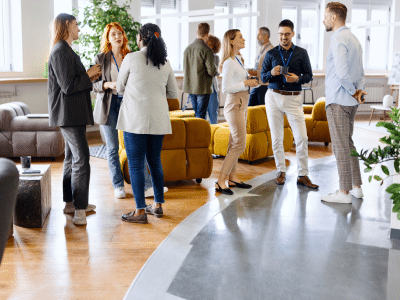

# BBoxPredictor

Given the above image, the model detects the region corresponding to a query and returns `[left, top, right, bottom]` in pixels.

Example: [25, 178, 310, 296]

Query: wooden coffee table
[14, 164, 51, 228]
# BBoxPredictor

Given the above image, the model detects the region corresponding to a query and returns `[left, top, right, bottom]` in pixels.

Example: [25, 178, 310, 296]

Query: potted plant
[73, 0, 141, 67]
[352, 108, 400, 219]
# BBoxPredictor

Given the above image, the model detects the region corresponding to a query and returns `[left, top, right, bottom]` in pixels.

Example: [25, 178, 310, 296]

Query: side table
[15, 164, 51, 228]
[369, 105, 395, 125]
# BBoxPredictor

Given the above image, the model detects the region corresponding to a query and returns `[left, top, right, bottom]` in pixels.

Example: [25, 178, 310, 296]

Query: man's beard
[325, 25, 333, 32]
[257, 39, 263, 46]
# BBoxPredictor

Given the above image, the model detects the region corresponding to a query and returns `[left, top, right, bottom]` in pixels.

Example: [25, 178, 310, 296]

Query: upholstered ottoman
[118, 118, 213, 183]
[303, 98, 331, 145]
[210, 105, 294, 163]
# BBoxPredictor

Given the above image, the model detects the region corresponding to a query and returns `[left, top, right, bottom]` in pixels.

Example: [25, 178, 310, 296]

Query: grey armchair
[0, 158, 19, 264]
[0, 102, 64, 158]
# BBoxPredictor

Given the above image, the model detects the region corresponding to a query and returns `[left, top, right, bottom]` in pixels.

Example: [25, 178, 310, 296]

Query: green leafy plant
[73, 0, 140, 67]
[351, 107, 400, 219]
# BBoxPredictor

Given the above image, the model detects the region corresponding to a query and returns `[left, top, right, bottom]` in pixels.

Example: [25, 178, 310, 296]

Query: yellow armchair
[303, 97, 331, 146]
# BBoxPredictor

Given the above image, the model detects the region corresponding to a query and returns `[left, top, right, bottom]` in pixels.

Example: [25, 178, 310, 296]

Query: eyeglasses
[278, 33, 292, 37]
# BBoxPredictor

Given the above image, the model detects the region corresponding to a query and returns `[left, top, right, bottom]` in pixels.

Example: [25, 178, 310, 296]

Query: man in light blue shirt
[321, 2, 367, 204]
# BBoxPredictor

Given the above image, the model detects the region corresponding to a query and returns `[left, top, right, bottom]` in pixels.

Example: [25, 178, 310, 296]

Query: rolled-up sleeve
[332, 39, 356, 96]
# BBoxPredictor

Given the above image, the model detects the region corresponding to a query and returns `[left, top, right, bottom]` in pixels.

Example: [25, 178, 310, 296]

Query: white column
[389, 0, 400, 68]
[256, 0, 282, 47]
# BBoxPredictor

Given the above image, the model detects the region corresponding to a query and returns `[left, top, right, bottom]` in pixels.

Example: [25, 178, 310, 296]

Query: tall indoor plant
[73, 0, 141, 67]
[352, 108, 400, 219]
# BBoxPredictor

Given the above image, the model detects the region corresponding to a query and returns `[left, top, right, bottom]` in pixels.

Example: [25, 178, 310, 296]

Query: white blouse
[111, 63, 118, 95]
[221, 55, 248, 94]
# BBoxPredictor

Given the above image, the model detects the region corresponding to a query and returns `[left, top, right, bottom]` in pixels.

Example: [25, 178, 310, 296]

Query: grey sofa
[0, 102, 64, 158]
[0, 158, 19, 264]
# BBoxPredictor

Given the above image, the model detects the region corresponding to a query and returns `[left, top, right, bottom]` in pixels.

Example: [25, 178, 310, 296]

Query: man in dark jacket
[183, 23, 217, 119]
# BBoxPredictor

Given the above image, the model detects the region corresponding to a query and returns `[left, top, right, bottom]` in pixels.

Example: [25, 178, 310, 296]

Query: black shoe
[228, 180, 252, 189]
[145, 204, 163, 218]
[215, 182, 234, 195]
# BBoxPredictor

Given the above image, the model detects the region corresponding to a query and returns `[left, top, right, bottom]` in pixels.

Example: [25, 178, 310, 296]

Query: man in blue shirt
[321, 2, 367, 204]
[260, 19, 318, 189]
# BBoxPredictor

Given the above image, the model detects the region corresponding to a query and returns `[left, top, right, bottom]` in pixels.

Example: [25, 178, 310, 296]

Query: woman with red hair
[92, 22, 130, 199]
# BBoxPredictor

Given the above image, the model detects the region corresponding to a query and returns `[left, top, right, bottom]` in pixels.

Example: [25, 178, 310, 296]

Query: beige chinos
[220, 90, 249, 175]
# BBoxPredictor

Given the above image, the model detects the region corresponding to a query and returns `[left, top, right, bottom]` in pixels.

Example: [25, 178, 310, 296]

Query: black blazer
[48, 40, 94, 127]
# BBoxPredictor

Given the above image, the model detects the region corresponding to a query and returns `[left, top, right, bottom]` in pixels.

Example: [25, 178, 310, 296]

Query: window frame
[0, 0, 11, 72]
[352, 4, 391, 71]
[282, 1, 321, 70]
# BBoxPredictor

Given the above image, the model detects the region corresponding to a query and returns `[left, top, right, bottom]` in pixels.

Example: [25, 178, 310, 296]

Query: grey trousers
[60, 126, 90, 209]
[326, 104, 362, 191]
[220, 91, 249, 176]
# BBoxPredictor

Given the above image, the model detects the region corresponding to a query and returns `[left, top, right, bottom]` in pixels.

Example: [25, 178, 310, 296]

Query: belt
[273, 89, 301, 96]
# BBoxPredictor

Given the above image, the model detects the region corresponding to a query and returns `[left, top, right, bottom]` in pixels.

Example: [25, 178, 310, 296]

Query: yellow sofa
[167, 98, 196, 118]
[303, 98, 331, 146]
[210, 105, 294, 163]
[118, 114, 212, 183]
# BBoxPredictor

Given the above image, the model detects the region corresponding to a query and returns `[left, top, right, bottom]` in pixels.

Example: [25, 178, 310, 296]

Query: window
[282, 1, 320, 70]
[351, 5, 390, 70]
[0, 0, 11, 72]
[54, 0, 72, 17]
[141, 0, 182, 70]
[214, 0, 256, 68]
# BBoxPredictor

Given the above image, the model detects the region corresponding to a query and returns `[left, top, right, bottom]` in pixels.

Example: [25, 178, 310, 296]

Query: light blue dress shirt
[325, 26, 365, 108]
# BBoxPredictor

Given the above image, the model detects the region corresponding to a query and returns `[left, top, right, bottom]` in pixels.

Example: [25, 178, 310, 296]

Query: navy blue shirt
[260, 44, 313, 91]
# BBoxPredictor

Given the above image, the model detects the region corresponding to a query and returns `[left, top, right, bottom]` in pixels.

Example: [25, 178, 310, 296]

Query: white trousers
[265, 89, 308, 176]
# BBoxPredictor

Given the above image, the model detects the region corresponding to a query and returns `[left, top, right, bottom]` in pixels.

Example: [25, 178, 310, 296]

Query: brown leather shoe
[297, 176, 319, 189]
[276, 172, 285, 185]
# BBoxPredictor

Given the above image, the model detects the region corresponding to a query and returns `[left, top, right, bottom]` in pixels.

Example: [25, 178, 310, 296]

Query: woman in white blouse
[116, 23, 178, 224]
[215, 29, 258, 195]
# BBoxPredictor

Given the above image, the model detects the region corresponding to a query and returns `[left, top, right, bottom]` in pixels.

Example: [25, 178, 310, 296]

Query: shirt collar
[278, 43, 295, 52]
[331, 25, 348, 39]
[140, 46, 147, 52]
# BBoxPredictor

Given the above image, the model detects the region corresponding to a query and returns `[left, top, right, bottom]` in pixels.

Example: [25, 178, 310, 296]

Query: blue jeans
[123, 132, 165, 210]
[207, 87, 219, 124]
[188, 94, 211, 119]
[248, 85, 268, 106]
[100, 95, 125, 189]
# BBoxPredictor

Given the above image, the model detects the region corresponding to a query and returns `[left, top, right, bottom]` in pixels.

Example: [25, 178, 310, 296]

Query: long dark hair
[139, 23, 167, 69]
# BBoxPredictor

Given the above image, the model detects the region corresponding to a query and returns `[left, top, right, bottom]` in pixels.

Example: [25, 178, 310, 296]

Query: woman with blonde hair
[93, 22, 160, 199]
[48, 13, 101, 225]
[215, 29, 258, 195]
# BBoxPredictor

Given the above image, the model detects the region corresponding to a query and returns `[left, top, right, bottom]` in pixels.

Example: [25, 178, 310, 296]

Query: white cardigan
[116, 47, 178, 134]
[221, 55, 248, 94]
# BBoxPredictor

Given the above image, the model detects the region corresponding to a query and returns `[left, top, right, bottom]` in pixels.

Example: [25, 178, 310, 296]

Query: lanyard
[279, 45, 295, 68]
[235, 56, 250, 93]
[111, 51, 120, 72]
[111, 51, 123, 99]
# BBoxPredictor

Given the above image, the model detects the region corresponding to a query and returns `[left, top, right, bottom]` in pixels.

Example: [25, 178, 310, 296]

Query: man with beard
[248, 27, 274, 106]
[321, 2, 367, 203]
[260, 19, 318, 189]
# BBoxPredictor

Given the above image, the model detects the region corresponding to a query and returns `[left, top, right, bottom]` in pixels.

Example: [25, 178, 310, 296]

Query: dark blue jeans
[123, 132, 165, 210]
[248, 85, 268, 106]
[188, 94, 211, 119]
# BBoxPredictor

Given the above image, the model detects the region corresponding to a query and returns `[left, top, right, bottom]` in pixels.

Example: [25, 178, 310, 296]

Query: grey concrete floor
[125, 157, 400, 300]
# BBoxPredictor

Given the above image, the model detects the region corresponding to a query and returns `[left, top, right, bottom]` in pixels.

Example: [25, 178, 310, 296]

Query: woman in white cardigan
[116, 23, 178, 224]
[215, 29, 258, 195]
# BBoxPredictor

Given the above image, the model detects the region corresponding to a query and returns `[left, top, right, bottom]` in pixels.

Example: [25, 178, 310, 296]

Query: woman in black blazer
[48, 13, 101, 225]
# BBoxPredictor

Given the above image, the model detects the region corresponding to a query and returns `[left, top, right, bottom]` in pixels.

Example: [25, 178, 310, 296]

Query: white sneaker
[321, 190, 352, 204]
[145, 187, 168, 198]
[63, 202, 96, 214]
[73, 209, 87, 225]
[350, 187, 364, 199]
[114, 187, 126, 199]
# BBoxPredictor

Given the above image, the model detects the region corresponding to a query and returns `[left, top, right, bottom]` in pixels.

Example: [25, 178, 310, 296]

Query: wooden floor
[0, 116, 387, 300]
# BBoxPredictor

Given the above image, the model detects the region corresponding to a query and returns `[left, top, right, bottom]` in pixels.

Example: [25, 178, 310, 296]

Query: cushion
[163, 119, 186, 150]
[312, 98, 327, 121]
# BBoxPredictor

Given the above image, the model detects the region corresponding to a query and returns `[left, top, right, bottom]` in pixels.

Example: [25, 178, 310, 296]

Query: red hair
[100, 22, 130, 58]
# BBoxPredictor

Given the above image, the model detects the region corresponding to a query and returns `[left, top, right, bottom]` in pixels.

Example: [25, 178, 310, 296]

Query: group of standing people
[48, 14, 175, 225]
[47, 1, 367, 226]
